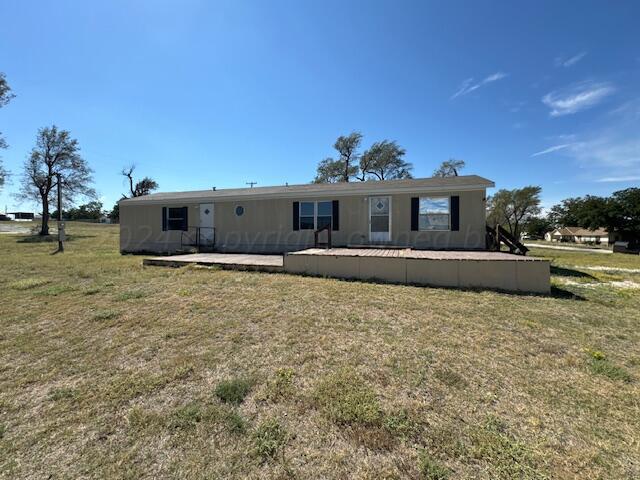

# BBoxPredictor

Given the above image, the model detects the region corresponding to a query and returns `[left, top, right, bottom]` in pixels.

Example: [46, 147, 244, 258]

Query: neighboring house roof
[551, 227, 609, 237]
[120, 175, 495, 205]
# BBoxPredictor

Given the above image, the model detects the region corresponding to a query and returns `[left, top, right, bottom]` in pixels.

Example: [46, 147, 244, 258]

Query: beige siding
[120, 189, 487, 253]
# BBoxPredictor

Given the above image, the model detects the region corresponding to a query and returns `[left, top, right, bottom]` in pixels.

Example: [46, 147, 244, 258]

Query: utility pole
[56, 173, 64, 253]
[246, 181, 257, 188]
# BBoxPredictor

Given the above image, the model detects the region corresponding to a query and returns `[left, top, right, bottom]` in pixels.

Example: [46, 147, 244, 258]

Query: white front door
[199, 203, 214, 244]
[369, 196, 391, 243]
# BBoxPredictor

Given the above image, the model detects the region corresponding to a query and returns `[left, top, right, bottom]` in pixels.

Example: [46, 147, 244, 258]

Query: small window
[419, 197, 450, 231]
[167, 207, 187, 230]
[299, 202, 315, 230]
[235, 206, 244, 216]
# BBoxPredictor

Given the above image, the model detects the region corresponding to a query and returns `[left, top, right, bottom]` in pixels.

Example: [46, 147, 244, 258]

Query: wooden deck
[289, 248, 545, 261]
[143, 253, 284, 272]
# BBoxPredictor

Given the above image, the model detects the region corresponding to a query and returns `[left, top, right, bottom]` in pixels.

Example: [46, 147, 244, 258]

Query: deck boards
[289, 248, 544, 261]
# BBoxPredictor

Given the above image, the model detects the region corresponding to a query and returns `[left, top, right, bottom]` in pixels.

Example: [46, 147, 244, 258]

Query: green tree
[358, 140, 412, 181]
[433, 158, 465, 177]
[487, 186, 542, 239]
[0, 72, 15, 190]
[53, 201, 103, 221]
[17, 126, 95, 235]
[523, 216, 553, 239]
[121, 165, 159, 197]
[313, 132, 362, 183]
[550, 188, 640, 239]
[108, 203, 120, 223]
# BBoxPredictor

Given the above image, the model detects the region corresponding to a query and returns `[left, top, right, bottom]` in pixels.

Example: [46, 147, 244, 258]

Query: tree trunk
[40, 195, 49, 236]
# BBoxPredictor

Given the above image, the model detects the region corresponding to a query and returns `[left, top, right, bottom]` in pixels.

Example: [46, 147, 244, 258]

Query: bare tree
[359, 140, 412, 180]
[17, 126, 95, 235]
[433, 158, 465, 177]
[121, 164, 159, 197]
[0, 72, 15, 190]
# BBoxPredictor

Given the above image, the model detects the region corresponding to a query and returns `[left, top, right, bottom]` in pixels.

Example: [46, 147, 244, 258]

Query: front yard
[1, 223, 638, 479]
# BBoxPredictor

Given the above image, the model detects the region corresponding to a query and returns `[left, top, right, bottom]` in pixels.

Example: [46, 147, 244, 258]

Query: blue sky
[1, 0, 639, 212]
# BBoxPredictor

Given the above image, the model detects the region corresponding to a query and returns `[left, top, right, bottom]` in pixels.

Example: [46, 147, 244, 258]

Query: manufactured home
[119, 175, 494, 254]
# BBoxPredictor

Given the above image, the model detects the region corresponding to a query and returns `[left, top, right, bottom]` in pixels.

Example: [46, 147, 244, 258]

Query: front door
[369, 196, 391, 243]
[199, 203, 214, 245]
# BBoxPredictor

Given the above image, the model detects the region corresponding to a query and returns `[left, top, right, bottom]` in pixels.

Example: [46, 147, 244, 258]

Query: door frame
[368, 196, 392, 243]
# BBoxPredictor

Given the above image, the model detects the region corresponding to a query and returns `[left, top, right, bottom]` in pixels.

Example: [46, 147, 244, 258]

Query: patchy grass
[314, 369, 382, 426]
[1, 223, 639, 479]
[214, 378, 252, 405]
[253, 418, 288, 461]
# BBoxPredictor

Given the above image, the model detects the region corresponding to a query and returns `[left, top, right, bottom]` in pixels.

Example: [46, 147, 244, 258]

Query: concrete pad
[406, 258, 459, 287]
[358, 257, 407, 283]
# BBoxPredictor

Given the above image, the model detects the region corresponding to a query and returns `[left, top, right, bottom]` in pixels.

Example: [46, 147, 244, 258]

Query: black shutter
[293, 201, 299, 231]
[450, 196, 460, 231]
[182, 206, 188, 231]
[162, 207, 167, 231]
[332, 200, 339, 231]
[410, 197, 419, 231]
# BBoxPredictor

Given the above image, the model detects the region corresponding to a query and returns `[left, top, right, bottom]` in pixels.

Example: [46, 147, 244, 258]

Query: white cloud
[555, 51, 587, 67]
[542, 81, 615, 116]
[531, 143, 577, 157]
[451, 72, 508, 99]
[596, 176, 640, 183]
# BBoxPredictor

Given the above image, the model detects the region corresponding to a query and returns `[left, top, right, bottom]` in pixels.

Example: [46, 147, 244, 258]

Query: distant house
[6, 212, 35, 221]
[545, 227, 613, 245]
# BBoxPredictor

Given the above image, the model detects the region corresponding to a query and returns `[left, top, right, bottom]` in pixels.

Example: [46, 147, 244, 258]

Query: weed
[49, 388, 76, 401]
[253, 418, 288, 461]
[117, 290, 145, 301]
[214, 378, 252, 405]
[92, 309, 120, 321]
[260, 368, 295, 401]
[383, 409, 419, 440]
[168, 403, 204, 429]
[588, 357, 632, 383]
[224, 409, 247, 434]
[314, 369, 381, 426]
[468, 416, 545, 479]
[9, 278, 49, 290]
[418, 450, 449, 480]
[433, 367, 467, 388]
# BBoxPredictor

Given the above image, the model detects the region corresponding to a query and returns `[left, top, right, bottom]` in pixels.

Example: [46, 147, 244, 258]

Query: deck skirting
[284, 249, 550, 293]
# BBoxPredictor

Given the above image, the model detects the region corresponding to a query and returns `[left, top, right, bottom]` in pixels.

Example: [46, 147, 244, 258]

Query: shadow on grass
[550, 266, 598, 280]
[16, 234, 95, 243]
[550, 286, 587, 301]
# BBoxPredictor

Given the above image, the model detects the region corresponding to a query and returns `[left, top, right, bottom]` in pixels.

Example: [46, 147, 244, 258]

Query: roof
[120, 175, 494, 205]
[552, 227, 609, 236]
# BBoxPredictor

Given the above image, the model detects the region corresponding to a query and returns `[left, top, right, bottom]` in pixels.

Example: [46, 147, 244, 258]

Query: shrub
[214, 378, 252, 405]
[314, 369, 381, 426]
[253, 418, 288, 461]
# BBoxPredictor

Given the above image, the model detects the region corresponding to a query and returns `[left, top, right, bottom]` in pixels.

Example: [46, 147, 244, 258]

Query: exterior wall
[120, 189, 488, 254]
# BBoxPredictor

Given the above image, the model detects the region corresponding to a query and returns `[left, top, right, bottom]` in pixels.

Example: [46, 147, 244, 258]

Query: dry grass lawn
[1, 222, 639, 479]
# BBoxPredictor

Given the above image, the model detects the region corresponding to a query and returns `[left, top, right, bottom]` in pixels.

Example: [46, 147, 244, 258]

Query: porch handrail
[314, 224, 332, 249]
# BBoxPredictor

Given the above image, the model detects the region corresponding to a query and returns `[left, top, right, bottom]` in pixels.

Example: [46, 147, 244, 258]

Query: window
[167, 207, 187, 230]
[419, 197, 450, 231]
[235, 205, 244, 216]
[299, 201, 333, 230]
[299, 202, 315, 230]
[317, 201, 332, 230]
